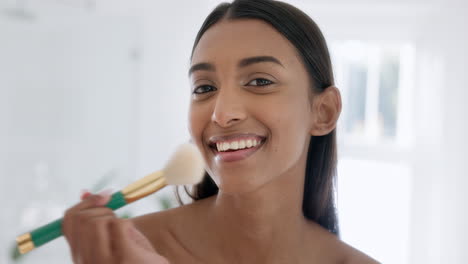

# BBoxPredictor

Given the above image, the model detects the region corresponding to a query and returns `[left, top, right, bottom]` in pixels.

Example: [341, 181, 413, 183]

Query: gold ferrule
[121, 170, 167, 203]
[16, 233, 35, 254]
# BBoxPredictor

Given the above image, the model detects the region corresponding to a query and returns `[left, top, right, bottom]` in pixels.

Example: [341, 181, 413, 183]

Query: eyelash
[192, 78, 274, 94]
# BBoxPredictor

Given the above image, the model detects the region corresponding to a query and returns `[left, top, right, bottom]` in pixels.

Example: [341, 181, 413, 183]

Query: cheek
[188, 104, 204, 146]
[265, 95, 311, 161]
[188, 103, 213, 161]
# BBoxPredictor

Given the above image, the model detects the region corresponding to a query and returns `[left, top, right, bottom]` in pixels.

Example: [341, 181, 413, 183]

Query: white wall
[0, 7, 141, 263]
[410, 9, 468, 263]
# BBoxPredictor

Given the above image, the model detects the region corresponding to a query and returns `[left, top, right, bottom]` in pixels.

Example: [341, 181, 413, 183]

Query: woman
[63, 0, 379, 263]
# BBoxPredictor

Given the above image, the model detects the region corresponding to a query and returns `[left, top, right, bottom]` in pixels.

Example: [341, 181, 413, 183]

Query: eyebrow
[188, 56, 284, 76]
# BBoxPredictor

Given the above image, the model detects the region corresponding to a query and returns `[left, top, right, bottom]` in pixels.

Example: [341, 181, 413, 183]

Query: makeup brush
[16, 143, 205, 254]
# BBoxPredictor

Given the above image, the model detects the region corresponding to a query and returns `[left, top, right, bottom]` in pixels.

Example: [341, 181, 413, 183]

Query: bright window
[330, 40, 415, 264]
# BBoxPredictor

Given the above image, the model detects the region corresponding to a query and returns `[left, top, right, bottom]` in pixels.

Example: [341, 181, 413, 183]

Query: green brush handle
[29, 191, 127, 248]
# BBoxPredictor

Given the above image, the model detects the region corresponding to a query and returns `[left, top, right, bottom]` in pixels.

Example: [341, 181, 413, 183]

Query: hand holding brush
[16, 143, 205, 256]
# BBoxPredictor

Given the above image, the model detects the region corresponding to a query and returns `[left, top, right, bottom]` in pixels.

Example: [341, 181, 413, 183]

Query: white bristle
[163, 143, 205, 185]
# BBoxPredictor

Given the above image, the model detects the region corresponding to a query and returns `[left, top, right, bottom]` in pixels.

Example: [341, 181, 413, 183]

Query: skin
[62, 191, 169, 264]
[62, 19, 379, 264]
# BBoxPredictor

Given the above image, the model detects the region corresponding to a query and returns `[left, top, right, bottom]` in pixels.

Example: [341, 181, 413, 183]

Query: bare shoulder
[303, 222, 380, 264]
[131, 197, 211, 260]
[335, 239, 380, 264]
[132, 196, 210, 233]
[131, 205, 177, 238]
[131, 205, 180, 255]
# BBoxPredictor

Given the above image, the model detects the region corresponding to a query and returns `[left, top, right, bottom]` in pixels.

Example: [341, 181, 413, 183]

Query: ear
[310, 86, 342, 136]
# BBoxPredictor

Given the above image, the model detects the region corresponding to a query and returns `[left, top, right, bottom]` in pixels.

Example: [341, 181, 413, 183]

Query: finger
[64, 206, 115, 262]
[63, 194, 114, 243]
[84, 215, 115, 264]
[64, 191, 113, 239]
[110, 219, 155, 257]
[127, 224, 155, 252]
[68, 192, 112, 214]
[63, 196, 102, 262]
[73, 209, 115, 264]
[80, 189, 92, 200]
[63, 190, 112, 263]
[109, 218, 132, 259]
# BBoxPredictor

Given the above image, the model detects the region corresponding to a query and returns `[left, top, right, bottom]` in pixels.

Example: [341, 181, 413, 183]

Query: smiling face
[188, 19, 316, 195]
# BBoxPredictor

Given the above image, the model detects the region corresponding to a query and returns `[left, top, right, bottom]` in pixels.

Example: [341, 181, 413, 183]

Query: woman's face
[189, 19, 315, 194]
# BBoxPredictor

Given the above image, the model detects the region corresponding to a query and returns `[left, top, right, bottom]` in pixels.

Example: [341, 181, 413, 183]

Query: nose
[211, 88, 247, 128]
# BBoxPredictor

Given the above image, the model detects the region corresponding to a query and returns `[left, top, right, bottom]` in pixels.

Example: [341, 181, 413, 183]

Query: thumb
[112, 219, 155, 253]
[127, 224, 155, 252]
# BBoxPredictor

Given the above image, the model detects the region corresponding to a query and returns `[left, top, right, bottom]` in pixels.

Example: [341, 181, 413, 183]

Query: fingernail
[80, 189, 91, 200]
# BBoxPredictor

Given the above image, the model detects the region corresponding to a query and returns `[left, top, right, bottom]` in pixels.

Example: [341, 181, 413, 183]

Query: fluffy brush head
[163, 143, 206, 185]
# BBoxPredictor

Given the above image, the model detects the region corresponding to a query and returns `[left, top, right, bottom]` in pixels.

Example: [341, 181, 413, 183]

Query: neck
[206, 159, 310, 262]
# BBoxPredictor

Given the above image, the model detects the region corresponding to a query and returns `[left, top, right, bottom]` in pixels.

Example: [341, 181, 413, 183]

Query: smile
[216, 138, 261, 152]
[208, 134, 267, 162]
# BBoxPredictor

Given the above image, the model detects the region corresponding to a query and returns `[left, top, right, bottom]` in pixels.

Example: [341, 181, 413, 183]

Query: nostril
[213, 117, 242, 128]
[211, 103, 247, 127]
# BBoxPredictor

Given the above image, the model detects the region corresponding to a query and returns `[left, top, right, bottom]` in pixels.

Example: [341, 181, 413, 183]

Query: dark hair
[177, 0, 339, 236]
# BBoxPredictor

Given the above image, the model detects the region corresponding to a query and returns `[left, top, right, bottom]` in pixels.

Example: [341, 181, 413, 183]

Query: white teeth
[223, 142, 229, 151]
[215, 139, 263, 152]
[239, 140, 246, 149]
[231, 141, 239, 150]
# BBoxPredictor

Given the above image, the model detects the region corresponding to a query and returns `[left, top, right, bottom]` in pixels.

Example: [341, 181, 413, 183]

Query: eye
[247, 78, 274, 86]
[193, 85, 217, 94]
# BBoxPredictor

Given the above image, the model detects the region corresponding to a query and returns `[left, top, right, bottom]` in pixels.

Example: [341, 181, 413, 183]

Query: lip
[207, 133, 267, 163]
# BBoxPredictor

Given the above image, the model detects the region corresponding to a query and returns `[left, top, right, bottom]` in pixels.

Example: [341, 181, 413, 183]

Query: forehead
[191, 19, 299, 67]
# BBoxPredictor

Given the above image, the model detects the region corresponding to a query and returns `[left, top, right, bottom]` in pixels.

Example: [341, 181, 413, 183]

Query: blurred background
[0, 0, 467, 263]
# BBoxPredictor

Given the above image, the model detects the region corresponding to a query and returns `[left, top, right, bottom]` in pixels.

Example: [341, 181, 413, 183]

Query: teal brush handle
[17, 191, 127, 252]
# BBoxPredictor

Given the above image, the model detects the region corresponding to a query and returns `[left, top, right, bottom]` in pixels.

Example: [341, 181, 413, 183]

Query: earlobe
[309, 86, 342, 136]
